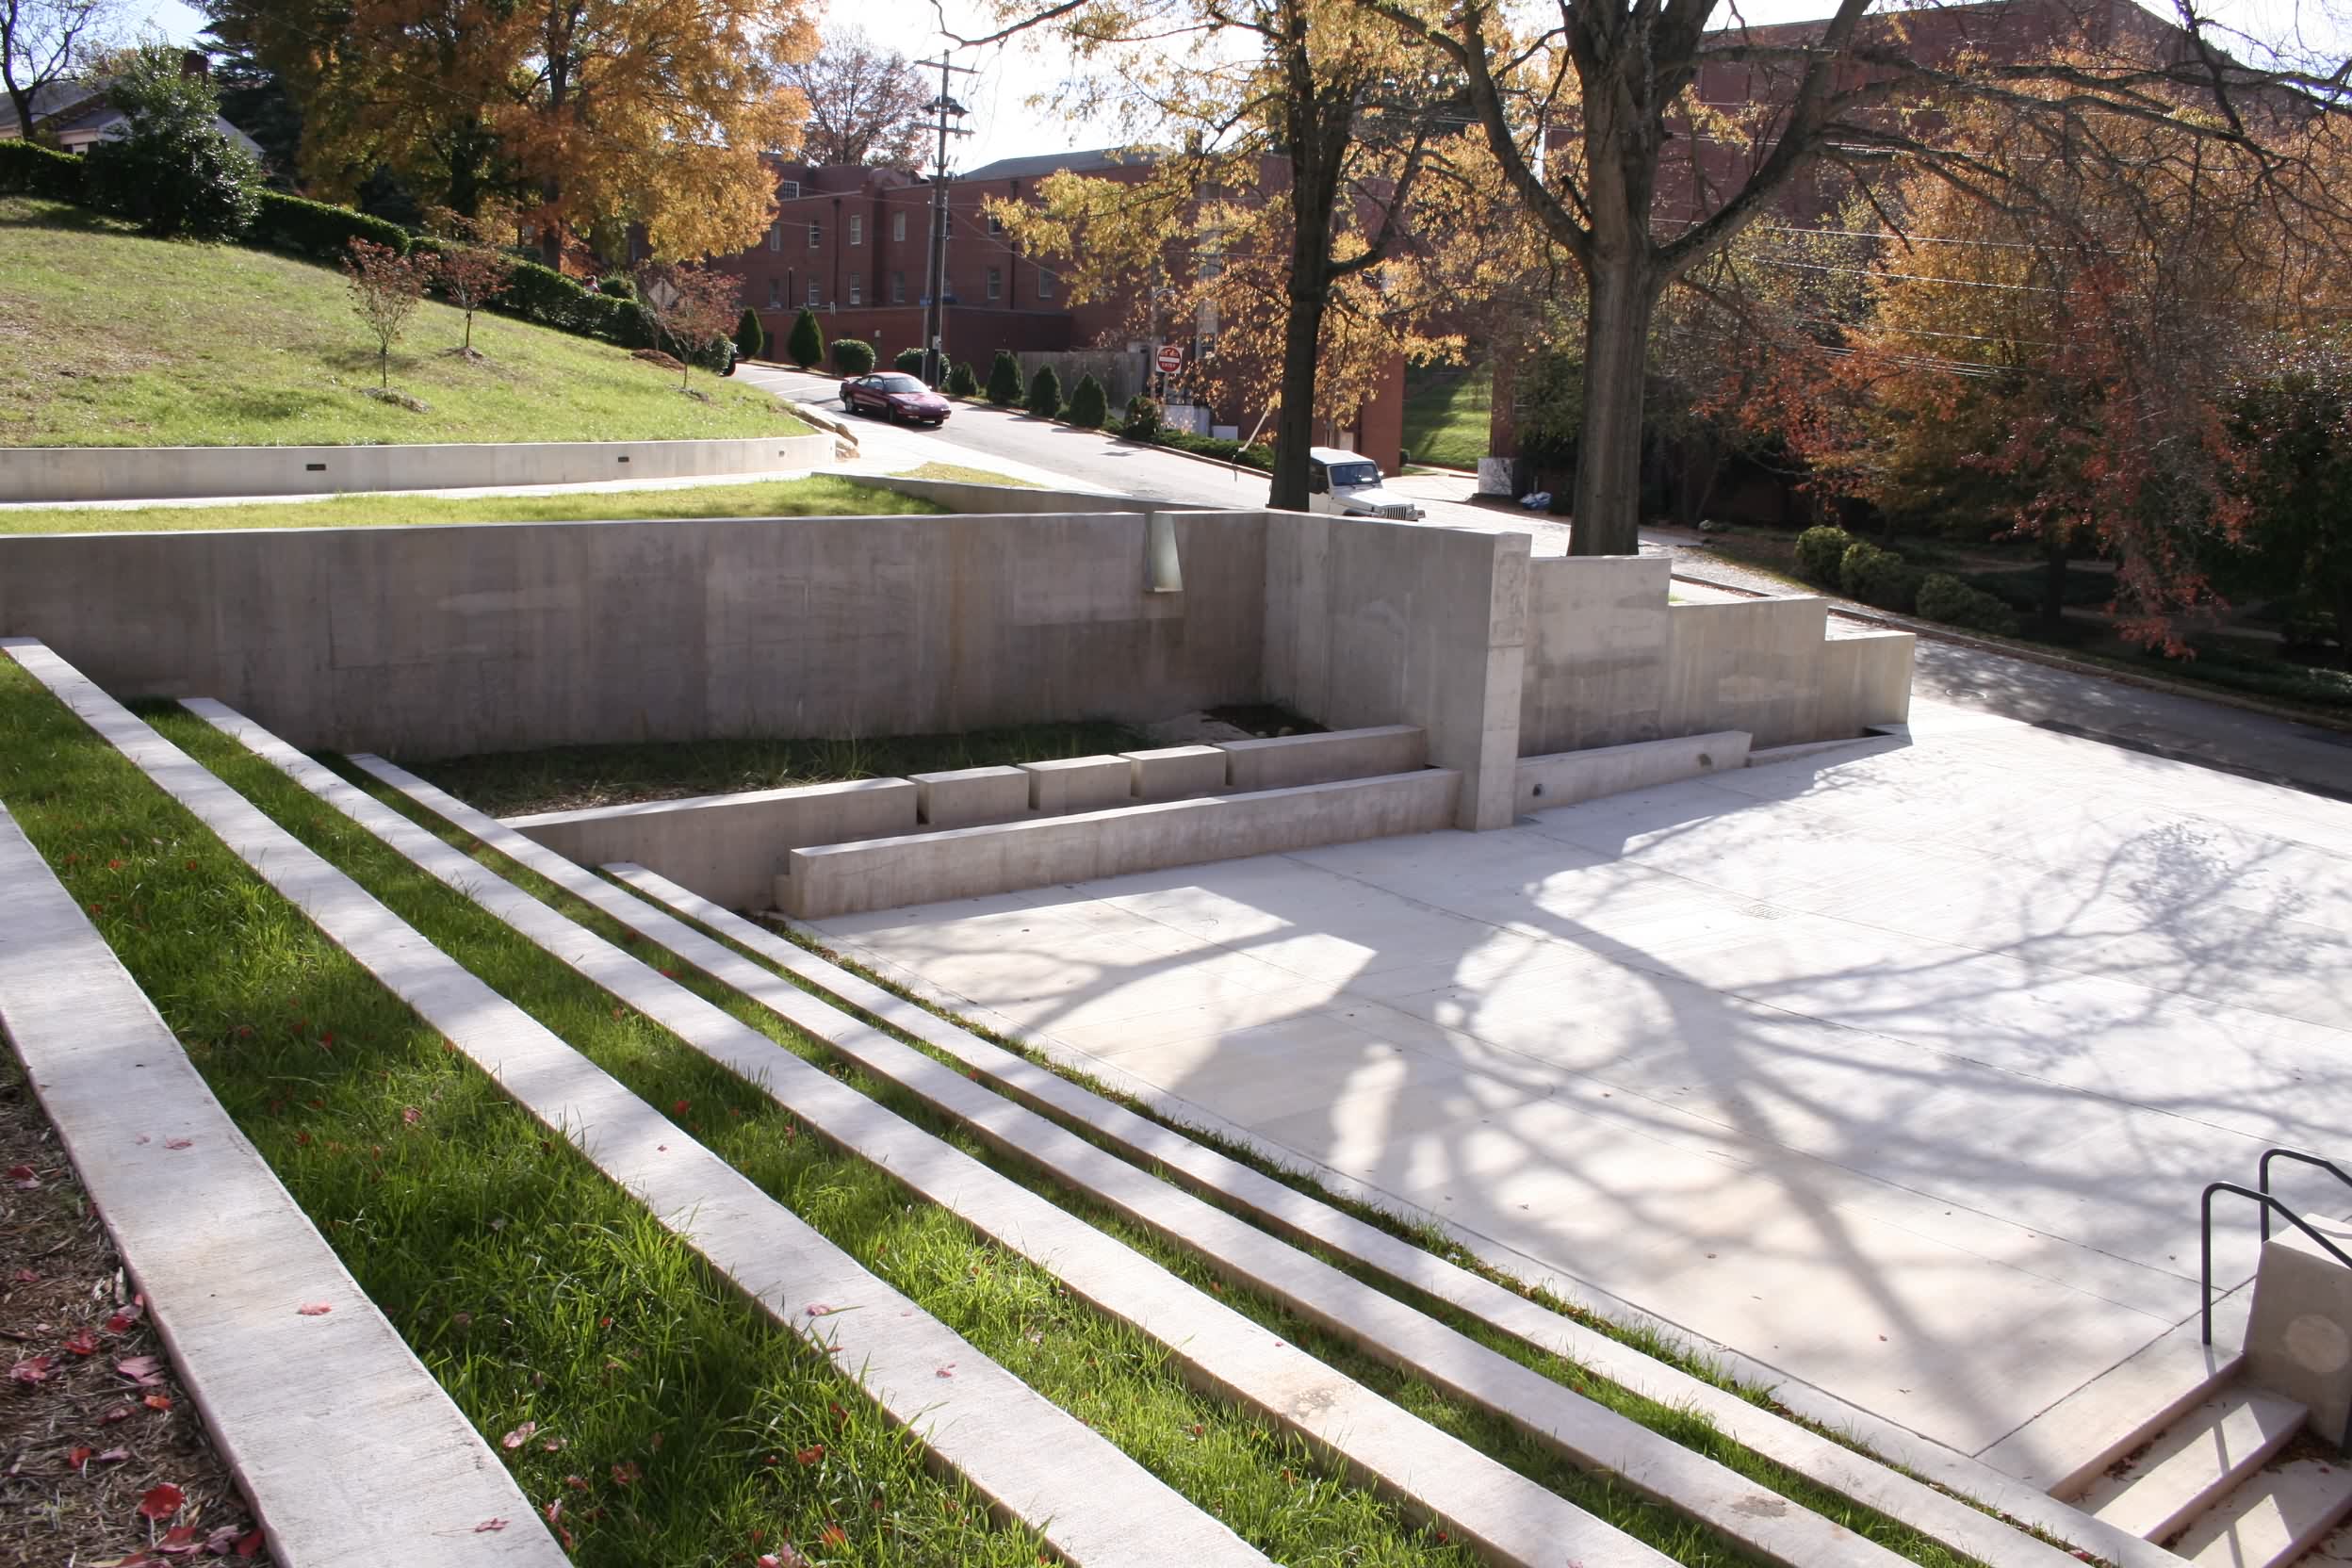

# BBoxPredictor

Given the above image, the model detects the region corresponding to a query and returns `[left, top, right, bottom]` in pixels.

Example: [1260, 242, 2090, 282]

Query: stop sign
[1155, 344, 1184, 374]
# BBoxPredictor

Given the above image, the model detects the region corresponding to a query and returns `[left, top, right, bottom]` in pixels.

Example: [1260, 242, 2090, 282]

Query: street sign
[1154, 344, 1184, 375]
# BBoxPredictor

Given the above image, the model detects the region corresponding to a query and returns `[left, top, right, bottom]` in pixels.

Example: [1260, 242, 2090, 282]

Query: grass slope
[0, 200, 807, 449]
[0, 476, 934, 535]
[1401, 367, 1492, 469]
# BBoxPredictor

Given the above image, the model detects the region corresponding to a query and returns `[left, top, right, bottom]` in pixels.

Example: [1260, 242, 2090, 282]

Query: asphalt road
[743, 362, 2352, 800]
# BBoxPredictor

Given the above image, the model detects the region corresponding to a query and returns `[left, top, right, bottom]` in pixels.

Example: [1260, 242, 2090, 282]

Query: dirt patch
[1, 1051, 271, 1564]
[631, 348, 685, 372]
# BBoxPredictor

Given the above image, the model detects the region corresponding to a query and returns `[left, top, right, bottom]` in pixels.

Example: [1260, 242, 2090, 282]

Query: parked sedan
[841, 372, 952, 426]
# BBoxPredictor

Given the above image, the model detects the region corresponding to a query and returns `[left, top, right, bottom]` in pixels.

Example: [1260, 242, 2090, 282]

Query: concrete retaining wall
[1517, 557, 1675, 755]
[845, 474, 1158, 514]
[1220, 726, 1428, 791]
[505, 777, 917, 912]
[0, 433, 836, 502]
[0, 509, 1267, 758]
[1263, 514, 1527, 832]
[1515, 732, 1752, 815]
[778, 771, 1463, 919]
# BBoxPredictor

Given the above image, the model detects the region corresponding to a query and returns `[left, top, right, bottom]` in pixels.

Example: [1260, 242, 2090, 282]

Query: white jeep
[1301, 446, 1426, 520]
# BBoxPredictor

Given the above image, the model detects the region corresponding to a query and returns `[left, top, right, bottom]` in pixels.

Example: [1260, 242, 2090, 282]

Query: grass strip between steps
[0, 662, 1046, 1568]
[318, 750, 1997, 1568]
[155, 712, 1793, 1568]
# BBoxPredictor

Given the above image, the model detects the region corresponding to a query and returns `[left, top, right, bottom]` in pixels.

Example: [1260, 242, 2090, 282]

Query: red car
[841, 372, 952, 426]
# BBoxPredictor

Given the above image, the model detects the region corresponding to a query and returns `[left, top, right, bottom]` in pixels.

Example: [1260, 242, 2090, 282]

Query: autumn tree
[636, 260, 743, 387]
[203, 0, 818, 266]
[782, 26, 927, 168]
[1361, 0, 2352, 555]
[1, 0, 113, 149]
[344, 237, 437, 388]
[2228, 340, 2352, 668]
[971, 0, 1483, 509]
[427, 209, 514, 355]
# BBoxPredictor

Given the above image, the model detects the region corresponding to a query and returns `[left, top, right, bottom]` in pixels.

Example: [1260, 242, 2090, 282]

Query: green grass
[1401, 367, 1491, 469]
[410, 723, 1151, 817]
[0, 199, 807, 448]
[900, 461, 1043, 488]
[0, 476, 936, 535]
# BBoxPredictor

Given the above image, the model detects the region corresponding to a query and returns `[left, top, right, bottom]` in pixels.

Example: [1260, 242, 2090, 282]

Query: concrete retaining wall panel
[779, 771, 1462, 919]
[0, 510, 1269, 757]
[1518, 557, 1674, 754]
[1022, 755, 1135, 814]
[1125, 745, 1227, 801]
[0, 433, 836, 502]
[846, 475, 1159, 514]
[508, 776, 916, 912]
[1218, 726, 1428, 791]
[1817, 631, 1917, 735]
[1658, 597, 1835, 750]
[1515, 731, 1752, 815]
[915, 766, 1032, 828]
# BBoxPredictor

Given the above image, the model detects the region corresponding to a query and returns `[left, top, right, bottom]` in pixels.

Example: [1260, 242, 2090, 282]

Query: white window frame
[1037, 268, 1052, 300]
[890, 270, 905, 303]
[986, 266, 1001, 301]
[806, 280, 820, 306]
[777, 179, 800, 200]
[849, 214, 862, 246]
[767, 224, 780, 252]
[808, 220, 821, 249]
[849, 272, 862, 305]
[892, 211, 906, 242]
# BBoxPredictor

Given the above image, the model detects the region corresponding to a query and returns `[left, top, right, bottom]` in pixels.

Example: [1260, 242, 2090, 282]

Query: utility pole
[916, 52, 974, 388]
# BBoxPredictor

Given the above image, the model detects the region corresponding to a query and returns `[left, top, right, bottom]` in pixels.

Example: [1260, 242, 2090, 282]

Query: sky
[129, 0, 2348, 169]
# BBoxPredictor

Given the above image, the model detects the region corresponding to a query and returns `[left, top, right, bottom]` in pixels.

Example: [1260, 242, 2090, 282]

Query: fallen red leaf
[203, 1525, 244, 1554]
[500, 1421, 536, 1449]
[69, 1446, 93, 1471]
[106, 1302, 144, 1333]
[95, 1446, 129, 1463]
[795, 1445, 824, 1465]
[820, 1524, 848, 1548]
[295, 1303, 332, 1316]
[9, 1267, 36, 1283]
[64, 1328, 101, 1357]
[137, 1481, 184, 1520]
[401, 1106, 421, 1126]
[935, 1363, 956, 1378]
[563, 1474, 587, 1491]
[236, 1528, 265, 1557]
[115, 1354, 165, 1384]
[473, 1518, 507, 1533]
[162, 1138, 192, 1151]
[9, 1355, 53, 1385]
[144, 1393, 172, 1412]
[101, 1405, 133, 1424]
[155, 1523, 200, 1555]
[6, 1163, 37, 1189]
[610, 1460, 639, 1486]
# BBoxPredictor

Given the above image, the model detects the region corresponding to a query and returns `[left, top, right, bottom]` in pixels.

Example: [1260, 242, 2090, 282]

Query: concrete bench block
[913, 765, 1032, 828]
[1124, 744, 1227, 802]
[505, 776, 918, 912]
[1515, 731, 1751, 814]
[1218, 725, 1427, 791]
[778, 771, 1461, 920]
[1021, 754, 1135, 814]
[2246, 1220, 2352, 1446]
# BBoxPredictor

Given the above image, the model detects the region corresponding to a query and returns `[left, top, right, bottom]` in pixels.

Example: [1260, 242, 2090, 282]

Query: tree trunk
[1269, 276, 1330, 512]
[2039, 535, 2069, 637]
[2334, 578, 2352, 673]
[1572, 257, 1659, 556]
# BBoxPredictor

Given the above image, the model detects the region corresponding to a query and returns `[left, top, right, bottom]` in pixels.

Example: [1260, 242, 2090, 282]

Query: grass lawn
[900, 461, 1042, 488]
[0, 199, 806, 448]
[415, 722, 1151, 816]
[0, 476, 936, 535]
[1401, 367, 1492, 470]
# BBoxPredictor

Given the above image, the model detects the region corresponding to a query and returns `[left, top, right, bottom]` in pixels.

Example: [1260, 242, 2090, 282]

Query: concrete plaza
[811, 696, 2352, 1462]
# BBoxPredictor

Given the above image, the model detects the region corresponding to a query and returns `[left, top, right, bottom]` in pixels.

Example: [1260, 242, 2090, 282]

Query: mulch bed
[2, 1050, 273, 1565]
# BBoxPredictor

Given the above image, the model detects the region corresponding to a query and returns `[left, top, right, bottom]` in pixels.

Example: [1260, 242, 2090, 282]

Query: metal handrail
[2258, 1148, 2352, 1242]
[2202, 1181, 2352, 1345]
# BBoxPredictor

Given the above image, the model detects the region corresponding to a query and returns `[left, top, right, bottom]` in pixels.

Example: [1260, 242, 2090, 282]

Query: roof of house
[956, 146, 1159, 184]
[1, 78, 106, 136]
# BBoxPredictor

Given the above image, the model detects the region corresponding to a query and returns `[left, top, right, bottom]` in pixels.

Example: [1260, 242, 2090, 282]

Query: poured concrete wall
[1262, 515, 1526, 831]
[506, 777, 918, 912]
[1515, 732, 1752, 815]
[1517, 557, 1674, 754]
[0, 509, 1267, 758]
[779, 770, 1463, 919]
[0, 433, 836, 502]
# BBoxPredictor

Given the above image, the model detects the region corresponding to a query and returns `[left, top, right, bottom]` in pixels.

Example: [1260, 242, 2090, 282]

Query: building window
[988, 212, 1003, 235]
[807, 280, 820, 306]
[777, 179, 800, 200]
[892, 211, 906, 242]
[986, 266, 1001, 301]
[1037, 269, 1053, 301]
[767, 276, 780, 307]
[849, 214, 861, 246]
[890, 270, 905, 302]
[808, 220, 822, 249]
[767, 224, 780, 252]
[849, 272, 861, 304]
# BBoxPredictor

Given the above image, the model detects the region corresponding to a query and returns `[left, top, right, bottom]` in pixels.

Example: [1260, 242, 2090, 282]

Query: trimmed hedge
[894, 346, 925, 375]
[249, 189, 410, 262]
[1839, 540, 1919, 612]
[1916, 572, 2021, 636]
[985, 350, 1023, 406]
[1025, 363, 1062, 418]
[0, 140, 90, 201]
[1066, 373, 1107, 429]
[1122, 394, 1162, 439]
[832, 337, 876, 375]
[1156, 428, 1272, 470]
[945, 360, 979, 397]
[1796, 525, 1854, 585]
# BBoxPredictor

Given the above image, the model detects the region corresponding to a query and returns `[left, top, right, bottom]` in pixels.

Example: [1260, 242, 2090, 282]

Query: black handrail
[2258, 1148, 2352, 1242]
[2202, 1182, 2352, 1345]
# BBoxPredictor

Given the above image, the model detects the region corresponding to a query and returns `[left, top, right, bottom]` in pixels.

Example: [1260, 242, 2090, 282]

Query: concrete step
[2079, 1385, 2311, 1543]
[2177, 1456, 2352, 1568]
[1981, 1292, 2253, 1499]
